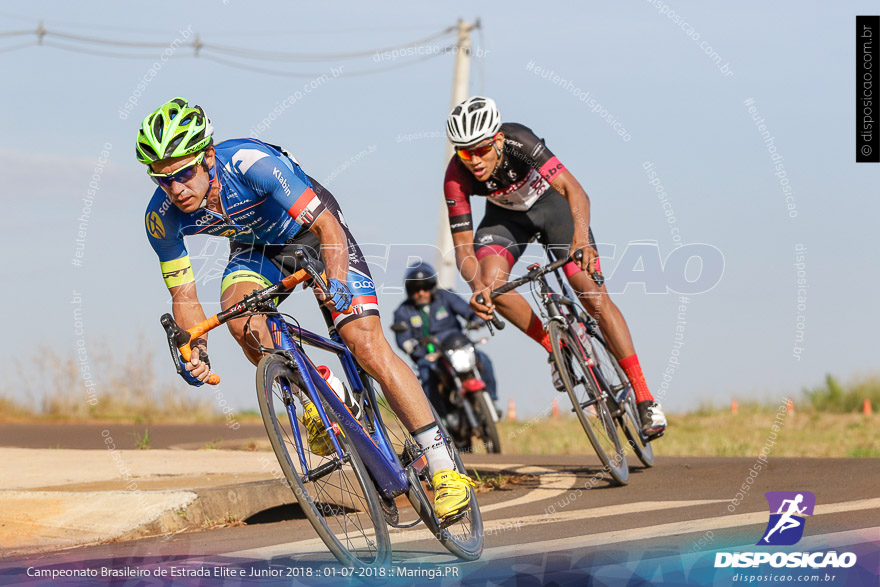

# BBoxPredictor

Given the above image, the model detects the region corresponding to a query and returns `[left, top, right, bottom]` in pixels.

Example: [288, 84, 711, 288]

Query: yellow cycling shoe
[432, 469, 475, 519]
[303, 402, 333, 456]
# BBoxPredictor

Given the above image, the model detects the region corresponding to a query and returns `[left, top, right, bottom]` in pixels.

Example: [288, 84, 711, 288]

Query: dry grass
[496, 408, 880, 458]
[0, 344, 223, 424]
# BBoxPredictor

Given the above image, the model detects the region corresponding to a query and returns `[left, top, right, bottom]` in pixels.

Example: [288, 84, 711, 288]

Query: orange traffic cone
[552, 397, 560, 420]
[863, 398, 873, 415]
[731, 399, 738, 415]
[507, 398, 517, 422]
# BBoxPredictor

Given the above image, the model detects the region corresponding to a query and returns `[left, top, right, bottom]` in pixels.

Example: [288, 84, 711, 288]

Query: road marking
[411, 497, 880, 563]
[480, 466, 579, 514]
[221, 499, 725, 560]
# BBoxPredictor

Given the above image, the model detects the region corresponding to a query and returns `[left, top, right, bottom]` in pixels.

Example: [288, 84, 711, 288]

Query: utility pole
[437, 18, 479, 289]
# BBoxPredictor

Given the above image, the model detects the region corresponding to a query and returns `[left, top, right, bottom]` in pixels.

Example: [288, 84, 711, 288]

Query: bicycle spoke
[257, 356, 389, 567]
[550, 322, 628, 485]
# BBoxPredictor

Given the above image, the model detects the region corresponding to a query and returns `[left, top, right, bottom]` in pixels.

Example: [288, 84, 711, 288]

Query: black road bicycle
[479, 249, 655, 485]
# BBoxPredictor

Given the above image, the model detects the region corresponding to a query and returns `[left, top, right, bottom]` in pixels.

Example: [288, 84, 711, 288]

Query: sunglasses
[456, 134, 499, 161]
[148, 151, 206, 188]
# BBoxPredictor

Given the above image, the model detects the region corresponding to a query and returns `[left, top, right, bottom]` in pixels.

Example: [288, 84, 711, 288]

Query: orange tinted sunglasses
[456, 134, 499, 161]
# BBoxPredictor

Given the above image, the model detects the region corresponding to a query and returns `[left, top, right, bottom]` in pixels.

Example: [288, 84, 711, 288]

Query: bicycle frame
[263, 310, 417, 498]
[493, 252, 633, 416]
[160, 266, 424, 500]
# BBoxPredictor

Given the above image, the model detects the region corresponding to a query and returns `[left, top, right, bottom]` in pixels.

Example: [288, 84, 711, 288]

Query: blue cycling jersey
[144, 139, 326, 287]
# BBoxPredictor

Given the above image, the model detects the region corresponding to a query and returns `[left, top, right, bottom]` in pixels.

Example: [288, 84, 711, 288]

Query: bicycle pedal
[438, 510, 467, 529]
[644, 430, 665, 442]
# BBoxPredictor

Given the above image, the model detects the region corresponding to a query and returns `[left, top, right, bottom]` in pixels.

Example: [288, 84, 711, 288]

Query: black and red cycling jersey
[444, 122, 567, 234]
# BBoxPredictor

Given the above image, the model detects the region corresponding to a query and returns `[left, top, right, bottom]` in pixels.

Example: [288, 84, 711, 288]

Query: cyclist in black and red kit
[444, 96, 666, 439]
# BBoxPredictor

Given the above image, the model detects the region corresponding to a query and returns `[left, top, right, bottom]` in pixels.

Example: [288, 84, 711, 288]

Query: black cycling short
[473, 190, 598, 272]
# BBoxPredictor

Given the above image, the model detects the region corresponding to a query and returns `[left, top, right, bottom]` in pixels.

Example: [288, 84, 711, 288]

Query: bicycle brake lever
[475, 294, 505, 331]
[159, 313, 221, 385]
[572, 249, 605, 288]
[294, 249, 329, 294]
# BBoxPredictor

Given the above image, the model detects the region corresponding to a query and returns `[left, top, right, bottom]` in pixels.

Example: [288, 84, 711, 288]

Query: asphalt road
[1, 438, 877, 586]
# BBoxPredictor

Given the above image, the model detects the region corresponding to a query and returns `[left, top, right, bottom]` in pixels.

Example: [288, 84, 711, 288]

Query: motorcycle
[392, 323, 502, 454]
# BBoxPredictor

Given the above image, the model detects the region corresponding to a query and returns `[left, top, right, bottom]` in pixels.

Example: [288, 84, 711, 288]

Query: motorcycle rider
[392, 263, 498, 419]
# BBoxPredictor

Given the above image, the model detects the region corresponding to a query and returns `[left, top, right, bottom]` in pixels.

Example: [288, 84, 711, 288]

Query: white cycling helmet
[446, 96, 502, 147]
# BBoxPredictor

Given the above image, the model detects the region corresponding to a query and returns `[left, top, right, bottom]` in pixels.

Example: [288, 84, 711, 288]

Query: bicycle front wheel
[588, 334, 655, 468]
[548, 321, 629, 485]
[256, 354, 390, 568]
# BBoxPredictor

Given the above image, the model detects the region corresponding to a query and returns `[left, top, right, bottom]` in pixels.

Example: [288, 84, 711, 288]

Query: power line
[200, 46, 451, 79]
[201, 27, 455, 62]
[0, 23, 456, 62]
[0, 41, 35, 54]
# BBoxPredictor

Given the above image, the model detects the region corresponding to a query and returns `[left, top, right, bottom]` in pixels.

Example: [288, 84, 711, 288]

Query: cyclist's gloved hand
[177, 347, 210, 387]
[327, 278, 353, 312]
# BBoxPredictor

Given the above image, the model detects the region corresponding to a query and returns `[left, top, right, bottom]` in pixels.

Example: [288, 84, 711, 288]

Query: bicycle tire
[548, 321, 629, 485]
[256, 354, 390, 568]
[372, 393, 484, 560]
[587, 334, 655, 468]
[472, 391, 502, 454]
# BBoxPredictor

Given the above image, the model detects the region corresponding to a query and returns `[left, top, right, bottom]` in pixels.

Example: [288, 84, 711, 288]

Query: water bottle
[573, 322, 593, 359]
[317, 365, 361, 420]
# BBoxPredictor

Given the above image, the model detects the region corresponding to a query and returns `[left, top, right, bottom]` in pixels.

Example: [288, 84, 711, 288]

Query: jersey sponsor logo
[545, 163, 564, 177]
[505, 139, 523, 148]
[446, 198, 457, 206]
[218, 229, 237, 237]
[531, 143, 545, 158]
[450, 221, 471, 230]
[478, 234, 494, 244]
[350, 279, 375, 290]
[272, 167, 292, 198]
[146, 211, 165, 239]
[194, 212, 217, 226]
[158, 197, 172, 216]
[507, 169, 518, 180]
[162, 266, 191, 279]
[337, 210, 349, 228]
[230, 149, 269, 175]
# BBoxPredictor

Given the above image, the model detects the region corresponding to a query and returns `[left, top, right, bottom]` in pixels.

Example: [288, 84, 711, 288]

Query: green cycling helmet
[136, 97, 214, 164]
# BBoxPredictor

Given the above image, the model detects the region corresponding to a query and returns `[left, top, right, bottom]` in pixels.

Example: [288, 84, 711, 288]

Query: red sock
[619, 354, 654, 404]
[525, 314, 552, 353]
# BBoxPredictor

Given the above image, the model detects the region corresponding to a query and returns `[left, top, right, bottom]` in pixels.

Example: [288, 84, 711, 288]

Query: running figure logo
[758, 491, 816, 546]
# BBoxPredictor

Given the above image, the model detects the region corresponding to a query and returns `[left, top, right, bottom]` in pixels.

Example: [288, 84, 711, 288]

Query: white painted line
[480, 467, 578, 514]
[412, 497, 880, 563]
[222, 500, 726, 560]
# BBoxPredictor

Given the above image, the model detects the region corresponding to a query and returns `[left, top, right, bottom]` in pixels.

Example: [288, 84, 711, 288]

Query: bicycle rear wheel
[588, 333, 655, 468]
[257, 354, 390, 568]
[548, 321, 629, 485]
[371, 389, 484, 560]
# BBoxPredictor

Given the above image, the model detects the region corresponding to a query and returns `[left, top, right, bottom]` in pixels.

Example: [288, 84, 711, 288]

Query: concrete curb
[0, 479, 300, 558]
[116, 479, 301, 542]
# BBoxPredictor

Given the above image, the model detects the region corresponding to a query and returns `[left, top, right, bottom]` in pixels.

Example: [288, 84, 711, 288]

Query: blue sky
[1, 1, 877, 417]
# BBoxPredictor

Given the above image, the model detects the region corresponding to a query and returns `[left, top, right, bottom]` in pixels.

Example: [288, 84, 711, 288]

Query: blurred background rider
[392, 263, 498, 417]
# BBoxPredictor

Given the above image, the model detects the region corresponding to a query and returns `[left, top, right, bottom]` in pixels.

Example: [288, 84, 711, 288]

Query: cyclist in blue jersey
[138, 97, 473, 519]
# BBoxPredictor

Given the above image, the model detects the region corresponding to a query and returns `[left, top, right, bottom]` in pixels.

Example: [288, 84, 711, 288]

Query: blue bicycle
[160, 250, 482, 569]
